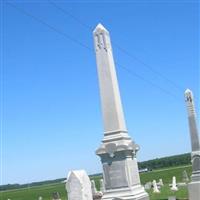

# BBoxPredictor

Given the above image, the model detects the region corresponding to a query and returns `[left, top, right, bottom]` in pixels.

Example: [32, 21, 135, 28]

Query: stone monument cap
[93, 23, 108, 34]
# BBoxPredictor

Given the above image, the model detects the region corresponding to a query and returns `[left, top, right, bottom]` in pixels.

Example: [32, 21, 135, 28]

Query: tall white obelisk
[185, 89, 200, 200]
[93, 23, 149, 200]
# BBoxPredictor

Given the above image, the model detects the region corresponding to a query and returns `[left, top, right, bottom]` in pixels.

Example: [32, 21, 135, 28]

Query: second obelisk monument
[185, 89, 200, 200]
[93, 24, 149, 200]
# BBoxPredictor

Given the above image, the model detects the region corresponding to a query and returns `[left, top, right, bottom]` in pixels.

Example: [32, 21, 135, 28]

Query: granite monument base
[188, 181, 200, 200]
[97, 143, 149, 200]
[102, 185, 149, 200]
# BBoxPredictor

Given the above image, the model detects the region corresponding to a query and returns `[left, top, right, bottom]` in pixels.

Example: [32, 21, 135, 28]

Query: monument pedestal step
[188, 181, 200, 200]
[102, 185, 149, 200]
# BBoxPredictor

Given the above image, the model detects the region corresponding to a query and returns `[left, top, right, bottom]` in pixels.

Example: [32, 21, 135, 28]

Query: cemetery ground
[0, 165, 191, 200]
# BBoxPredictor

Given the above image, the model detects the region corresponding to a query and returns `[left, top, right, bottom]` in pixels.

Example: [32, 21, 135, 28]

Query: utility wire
[113, 43, 184, 92]
[48, 0, 92, 31]
[116, 62, 179, 100]
[48, 0, 184, 92]
[7, 2, 180, 101]
[7, 2, 93, 52]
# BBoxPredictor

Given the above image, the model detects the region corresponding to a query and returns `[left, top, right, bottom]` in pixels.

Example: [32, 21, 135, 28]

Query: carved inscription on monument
[103, 160, 128, 189]
[193, 157, 200, 172]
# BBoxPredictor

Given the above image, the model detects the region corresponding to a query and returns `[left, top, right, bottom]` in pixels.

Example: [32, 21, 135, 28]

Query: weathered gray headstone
[52, 192, 61, 200]
[144, 182, 152, 190]
[93, 23, 149, 200]
[65, 170, 93, 200]
[185, 89, 200, 200]
[182, 170, 189, 182]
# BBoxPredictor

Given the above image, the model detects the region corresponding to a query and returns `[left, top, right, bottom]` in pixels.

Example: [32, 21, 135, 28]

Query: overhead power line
[7, 2, 180, 101]
[48, 0, 92, 31]
[7, 2, 92, 51]
[116, 62, 179, 100]
[113, 43, 184, 92]
[48, 0, 184, 92]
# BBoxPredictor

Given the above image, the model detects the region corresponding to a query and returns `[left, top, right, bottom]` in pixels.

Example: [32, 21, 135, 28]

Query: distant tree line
[0, 153, 191, 191]
[0, 178, 65, 191]
[138, 153, 191, 170]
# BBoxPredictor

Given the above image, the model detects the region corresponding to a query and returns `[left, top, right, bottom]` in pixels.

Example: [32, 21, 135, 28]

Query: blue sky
[1, 0, 199, 185]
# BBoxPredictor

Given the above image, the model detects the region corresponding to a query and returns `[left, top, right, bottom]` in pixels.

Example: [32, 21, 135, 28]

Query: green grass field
[0, 165, 192, 200]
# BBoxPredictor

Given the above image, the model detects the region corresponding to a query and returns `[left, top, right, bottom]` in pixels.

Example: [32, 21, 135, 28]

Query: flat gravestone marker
[168, 196, 176, 200]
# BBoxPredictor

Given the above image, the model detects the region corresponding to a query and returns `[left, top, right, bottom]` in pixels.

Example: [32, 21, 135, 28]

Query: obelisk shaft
[93, 24, 149, 200]
[185, 89, 200, 151]
[185, 89, 200, 200]
[93, 24, 127, 135]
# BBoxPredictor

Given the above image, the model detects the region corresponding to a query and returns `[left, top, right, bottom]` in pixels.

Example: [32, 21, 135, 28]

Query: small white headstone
[171, 176, 178, 191]
[66, 170, 93, 200]
[100, 179, 105, 193]
[91, 180, 97, 195]
[159, 178, 164, 186]
[152, 180, 160, 193]
[38, 197, 43, 200]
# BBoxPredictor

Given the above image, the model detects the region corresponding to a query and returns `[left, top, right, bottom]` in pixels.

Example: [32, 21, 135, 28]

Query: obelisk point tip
[93, 23, 108, 34]
[185, 89, 194, 100]
[185, 89, 192, 95]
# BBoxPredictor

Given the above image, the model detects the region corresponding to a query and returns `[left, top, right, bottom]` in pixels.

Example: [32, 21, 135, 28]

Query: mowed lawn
[0, 165, 192, 200]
